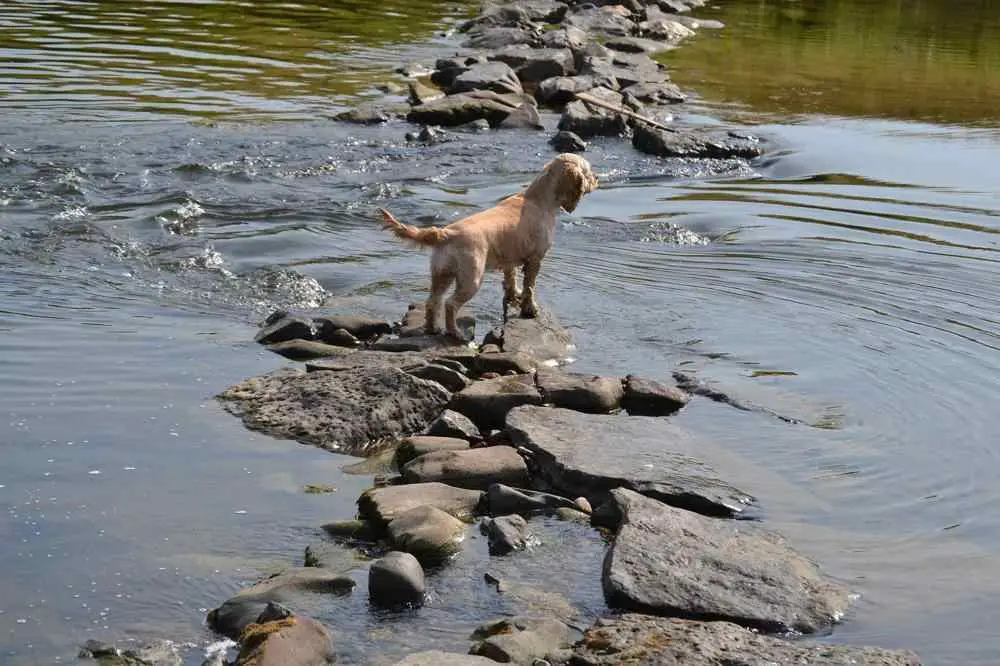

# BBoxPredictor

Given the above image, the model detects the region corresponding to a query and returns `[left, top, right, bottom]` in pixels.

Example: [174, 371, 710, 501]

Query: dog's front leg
[502, 266, 522, 316]
[520, 259, 541, 318]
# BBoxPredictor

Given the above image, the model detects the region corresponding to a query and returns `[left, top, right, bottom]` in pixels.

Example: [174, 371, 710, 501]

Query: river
[1, 0, 998, 664]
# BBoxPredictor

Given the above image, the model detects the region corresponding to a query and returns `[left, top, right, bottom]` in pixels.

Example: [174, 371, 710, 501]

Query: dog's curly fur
[377, 153, 598, 339]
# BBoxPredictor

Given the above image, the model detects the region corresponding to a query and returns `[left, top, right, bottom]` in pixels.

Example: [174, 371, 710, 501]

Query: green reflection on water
[665, 0, 1000, 126]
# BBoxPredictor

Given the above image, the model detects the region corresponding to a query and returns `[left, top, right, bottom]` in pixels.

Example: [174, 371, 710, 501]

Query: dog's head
[550, 153, 598, 213]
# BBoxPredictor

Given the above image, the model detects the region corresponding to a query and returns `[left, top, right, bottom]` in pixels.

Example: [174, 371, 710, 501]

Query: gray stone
[431, 55, 487, 89]
[621, 80, 686, 105]
[564, 5, 635, 37]
[255, 314, 315, 345]
[334, 104, 394, 124]
[474, 0, 568, 25]
[633, 124, 763, 159]
[539, 25, 589, 50]
[371, 333, 472, 353]
[358, 482, 483, 528]
[426, 408, 482, 440]
[483, 483, 579, 515]
[536, 368, 624, 413]
[480, 514, 530, 555]
[387, 505, 467, 565]
[393, 651, 496, 666]
[502, 306, 573, 362]
[207, 568, 355, 639]
[474, 350, 540, 376]
[406, 124, 449, 146]
[408, 80, 444, 106]
[402, 446, 529, 490]
[506, 406, 753, 517]
[622, 374, 691, 416]
[549, 130, 587, 153]
[450, 61, 524, 96]
[462, 26, 540, 50]
[369, 551, 426, 607]
[407, 90, 521, 128]
[404, 362, 473, 392]
[500, 101, 544, 130]
[471, 616, 576, 664]
[233, 614, 335, 666]
[638, 18, 696, 43]
[604, 489, 850, 634]
[313, 314, 392, 341]
[304, 541, 360, 570]
[395, 435, 471, 468]
[265, 339, 356, 361]
[305, 350, 440, 372]
[535, 75, 596, 107]
[604, 36, 673, 54]
[558, 87, 628, 138]
[564, 614, 922, 665]
[450, 374, 543, 431]
[489, 46, 576, 84]
[217, 367, 450, 456]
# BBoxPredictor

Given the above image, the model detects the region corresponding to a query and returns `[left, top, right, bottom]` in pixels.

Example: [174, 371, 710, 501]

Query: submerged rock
[603, 489, 850, 634]
[402, 446, 530, 490]
[369, 551, 426, 608]
[358, 481, 483, 528]
[506, 406, 753, 517]
[562, 614, 922, 665]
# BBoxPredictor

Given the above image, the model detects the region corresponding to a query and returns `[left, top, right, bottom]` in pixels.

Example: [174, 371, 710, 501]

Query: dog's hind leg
[425, 271, 453, 335]
[445, 265, 484, 341]
[519, 258, 542, 318]
[502, 266, 522, 317]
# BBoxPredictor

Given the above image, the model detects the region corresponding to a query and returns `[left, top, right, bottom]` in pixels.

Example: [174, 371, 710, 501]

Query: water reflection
[666, 0, 1000, 126]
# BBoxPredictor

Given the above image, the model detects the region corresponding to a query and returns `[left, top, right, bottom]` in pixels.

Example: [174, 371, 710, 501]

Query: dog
[377, 153, 598, 340]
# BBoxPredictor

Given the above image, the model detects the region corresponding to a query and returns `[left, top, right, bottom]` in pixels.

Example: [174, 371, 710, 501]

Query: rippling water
[2, 0, 1000, 664]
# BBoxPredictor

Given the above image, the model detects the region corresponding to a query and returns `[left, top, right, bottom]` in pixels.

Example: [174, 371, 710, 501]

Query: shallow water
[2, 0, 1000, 664]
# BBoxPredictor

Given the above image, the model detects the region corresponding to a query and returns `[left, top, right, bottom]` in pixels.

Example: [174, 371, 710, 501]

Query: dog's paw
[520, 301, 539, 319]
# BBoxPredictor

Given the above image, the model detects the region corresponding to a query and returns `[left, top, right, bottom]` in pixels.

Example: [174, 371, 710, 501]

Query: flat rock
[217, 367, 451, 456]
[622, 374, 690, 416]
[407, 90, 521, 128]
[255, 314, 316, 345]
[431, 55, 487, 89]
[450, 61, 524, 96]
[449, 374, 543, 431]
[395, 435, 471, 468]
[313, 314, 392, 341]
[371, 334, 473, 353]
[638, 18, 696, 43]
[604, 36, 673, 54]
[334, 104, 395, 124]
[506, 406, 753, 517]
[564, 5, 635, 37]
[621, 80, 686, 105]
[558, 87, 628, 138]
[234, 615, 335, 666]
[603, 489, 850, 634]
[549, 130, 587, 152]
[387, 505, 467, 565]
[265, 339, 356, 361]
[483, 483, 579, 515]
[501, 306, 573, 361]
[489, 46, 576, 83]
[473, 350, 539, 376]
[539, 25, 589, 50]
[369, 551, 426, 608]
[480, 514, 530, 555]
[404, 362, 473, 392]
[562, 614, 922, 665]
[536, 368, 624, 413]
[535, 75, 597, 107]
[393, 651, 496, 666]
[633, 124, 763, 159]
[305, 350, 437, 372]
[402, 446, 529, 490]
[358, 481, 483, 528]
[471, 615, 576, 664]
[207, 569, 355, 639]
[426, 408, 483, 440]
[462, 26, 540, 49]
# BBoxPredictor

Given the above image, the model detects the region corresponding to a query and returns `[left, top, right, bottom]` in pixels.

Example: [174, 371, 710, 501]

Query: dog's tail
[377, 208, 450, 247]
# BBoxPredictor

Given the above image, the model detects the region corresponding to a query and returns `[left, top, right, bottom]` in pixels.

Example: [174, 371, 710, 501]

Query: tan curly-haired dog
[377, 153, 598, 340]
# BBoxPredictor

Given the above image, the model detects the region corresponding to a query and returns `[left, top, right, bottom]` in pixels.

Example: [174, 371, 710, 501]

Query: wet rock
[506, 406, 753, 517]
[369, 551, 426, 607]
[426, 408, 483, 441]
[536, 368, 624, 413]
[431, 55, 488, 89]
[255, 314, 315, 345]
[395, 435, 471, 468]
[565, 614, 921, 666]
[406, 125, 450, 144]
[313, 314, 392, 341]
[318, 327, 361, 348]
[404, 362, 473, 392]
[407, 90, 521, 128]
[633, 124, 763, 159]
[397, 61, 433, 78]
[471, 616, 576, 664]
[621, 80, 685, 105]
[604, 489, 849, 633]
[459, 118, 492, 133]
[500, 100, 544, 130]
[320, 519, 378, 542]
[265, 340, 356, 361]
[450, 61, 524, 96]
[549, 130, 587, 153]
[604, 35, 672, 54]
[402, 446, 530, 490]
[539, 25, 589, 50]
[473, 350, 539, 376]
[489, 46, 576, 84]
[557, 87, 628, 138]
[387, 505, 466, 565]
[675, 15, 726, 30]
[409, 80, 445, 106]
[622, 374, 691, 416]
[564, 5, 635, 37]
[483, 483, 579, 515]
[207, 569, 355, 639]
[234, 614, 334, 666]
[502, 306, 573, 362]
[450, 374, 543, 431]
[80, 639, 183, 666]
[462, 26, 540, 50]
[358, 481, 483, 528]
[554, 506, 590, 523]
[334, 104, 394, 124]
[303, 541, 360, 570]
[638, 18, 696, 43]
[535, 75, 596, 107]
[393, 651, 496, 666]
[217, 367, 450, 456]
[480, 514, 530, 555]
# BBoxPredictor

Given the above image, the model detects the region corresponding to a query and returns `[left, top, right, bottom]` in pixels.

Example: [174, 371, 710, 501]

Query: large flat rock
[501, 306, 573, 362]
[358, 482, 483, 529]
[560, 614, 921, 665]
[505, 406, 752, 517]
[602, 489, 850, 634]
[217, 367, 450, 456]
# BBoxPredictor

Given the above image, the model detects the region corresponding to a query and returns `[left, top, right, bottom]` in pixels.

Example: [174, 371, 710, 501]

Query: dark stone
[539, 25, 589, 50]
[402, 446, 530, 490]
[480, 514, 530, 555]
[606, 51, 665, 88]
[483, 483, 579, 516]
[462, 26, 540, 50]
[216, 367, 451, 456]
[603, 489, 849, 633]
[255, 314, 315, 345]
[407, 90, 521, 128]
[369, 551, 426, 608]
[536, 368, 624, 413]
[450, 61, 524, 96]
[505, 406, 754, 517]
[207, 568, 355, 639]
[489, 46, 576, 84]
[404, 362, 473, 393]
[633, 124, 763, 159]
[395, 435, 471, 468]
[502, 305, 573, 361]
[621, 80, 686, 105]
[499, 101, 544, 130]
[316, 327, 360, 348]
[558, 87, 628, 138]
[549, 130, 587, 153]
[449, 374, 543, 431]
[334, 104, 393, 124]
[314, 314, 393, 341]
[426, 409, 483, 441]
[358, 481, 483, 528]
[386, 505, 466, 565]
[535, 75, 596, 107]
[564, 614, 922, 665]
[622, 374, 691, 416]
[405, 125, 450, 144]
[564, 5, 635, 37]
[431, 55, 487, 89]
[470, 616, 576, 663]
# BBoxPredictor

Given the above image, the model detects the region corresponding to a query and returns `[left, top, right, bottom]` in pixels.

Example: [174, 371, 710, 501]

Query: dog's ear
[557, 163, 589, 213]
